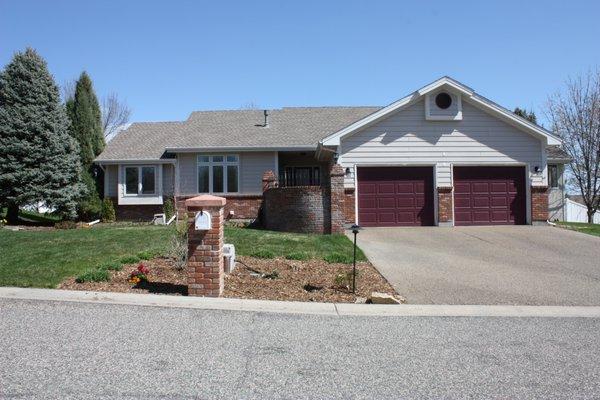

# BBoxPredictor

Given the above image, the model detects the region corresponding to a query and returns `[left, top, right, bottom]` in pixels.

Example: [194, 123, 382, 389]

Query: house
[95, 76, 570, 232]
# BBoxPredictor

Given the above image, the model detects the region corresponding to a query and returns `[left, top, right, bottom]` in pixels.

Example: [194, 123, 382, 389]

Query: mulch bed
[59, 257, 188, 296]
[224, 256, 397, 302]
[59, 256, 398, 303]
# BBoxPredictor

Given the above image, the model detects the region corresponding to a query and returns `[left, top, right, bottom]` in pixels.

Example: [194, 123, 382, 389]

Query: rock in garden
[369, 292, 402, 304]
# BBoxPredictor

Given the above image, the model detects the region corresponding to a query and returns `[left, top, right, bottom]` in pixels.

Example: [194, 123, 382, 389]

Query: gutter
[164, 146, 317, 153]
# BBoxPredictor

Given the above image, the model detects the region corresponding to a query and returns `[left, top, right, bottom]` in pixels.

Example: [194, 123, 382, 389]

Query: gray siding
[105, 165, 118, 197]
[548, 164, 565, 221]
[162, 164, 174, 196]
[177, 152, 276, 195]
[339, 99, 545, 188]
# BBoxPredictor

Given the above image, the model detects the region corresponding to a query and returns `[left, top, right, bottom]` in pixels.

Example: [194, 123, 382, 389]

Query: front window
[549, 165, 559, 188]
[124, 166, 157, 195]
[197, 154, 239, 193]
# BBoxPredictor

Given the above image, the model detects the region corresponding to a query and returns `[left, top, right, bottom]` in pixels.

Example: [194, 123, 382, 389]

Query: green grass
[557, 221, 600, 237]
[224, 227, 367, 263]
[0, 225, 172, 288]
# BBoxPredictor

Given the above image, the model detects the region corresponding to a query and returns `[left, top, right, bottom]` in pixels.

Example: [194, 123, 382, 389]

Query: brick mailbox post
[185, 195, 226, 297]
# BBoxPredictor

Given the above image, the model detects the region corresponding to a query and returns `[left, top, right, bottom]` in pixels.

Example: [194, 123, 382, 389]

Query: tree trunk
[588, 209, 595, 224]
[6, 202, 19, 225]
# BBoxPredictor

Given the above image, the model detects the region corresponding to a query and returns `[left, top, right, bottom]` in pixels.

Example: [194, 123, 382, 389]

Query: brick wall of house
[329, 164, 345, 233]
[107, 197, 167, 221]
[531, 186, 549, 222]
[437, 187, 453, 225]
[176, 195, 262, 221]
[343, 189, 355, 224]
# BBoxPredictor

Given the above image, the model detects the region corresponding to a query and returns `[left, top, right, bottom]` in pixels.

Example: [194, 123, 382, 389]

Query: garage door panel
[357, 167, 434, 227]
[377, 197, 396, 209]
[454, 166, 526, 226]
[377, 183, 395, 194]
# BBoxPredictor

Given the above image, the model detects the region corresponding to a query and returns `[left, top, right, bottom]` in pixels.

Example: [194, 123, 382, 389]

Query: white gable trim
[321, 76, 561, 146]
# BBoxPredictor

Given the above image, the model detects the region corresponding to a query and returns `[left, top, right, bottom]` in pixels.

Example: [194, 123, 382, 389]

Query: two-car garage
[356, 166, 527, 227]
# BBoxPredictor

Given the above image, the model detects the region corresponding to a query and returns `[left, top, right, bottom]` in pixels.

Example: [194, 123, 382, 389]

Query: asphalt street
[1, 298, 599, 399]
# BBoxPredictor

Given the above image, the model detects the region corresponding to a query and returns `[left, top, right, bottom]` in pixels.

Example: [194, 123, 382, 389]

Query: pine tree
[67, 71, 104, 169]
[66, 71, 105, 219]
[0, 48, 84, 223]
[513, 107, 537, 124]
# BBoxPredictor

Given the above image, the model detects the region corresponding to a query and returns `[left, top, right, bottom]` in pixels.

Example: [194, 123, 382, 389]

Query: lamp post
[350, 224, 361, 293]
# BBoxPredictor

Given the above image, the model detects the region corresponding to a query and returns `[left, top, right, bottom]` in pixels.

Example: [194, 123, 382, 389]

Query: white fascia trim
[97, 159, 176, 165]
[165, 146, 317, 153]
[321, 76, 562, 146]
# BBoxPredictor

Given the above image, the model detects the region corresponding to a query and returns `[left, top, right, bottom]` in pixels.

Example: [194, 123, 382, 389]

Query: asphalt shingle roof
[546, 145, 571, 162]
[96, 107, 380, 161]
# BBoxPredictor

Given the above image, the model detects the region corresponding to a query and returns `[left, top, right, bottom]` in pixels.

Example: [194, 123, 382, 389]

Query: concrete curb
[1, 287, 600, 318]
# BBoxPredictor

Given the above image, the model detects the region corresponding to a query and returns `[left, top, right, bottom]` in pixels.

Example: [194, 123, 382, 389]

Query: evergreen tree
[66, 71, 105, 219]
[513, 107, 537, 124]
[0, 48, 84, 223]
[67, 71, 104, 169]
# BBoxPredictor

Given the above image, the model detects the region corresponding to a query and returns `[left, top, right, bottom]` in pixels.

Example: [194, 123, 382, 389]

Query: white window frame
[123, 165, 157, 196]
[197, 154, 240, 194]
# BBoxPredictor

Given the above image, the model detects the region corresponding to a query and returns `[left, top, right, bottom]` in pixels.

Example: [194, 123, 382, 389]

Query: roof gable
[320, 76, 561, 147]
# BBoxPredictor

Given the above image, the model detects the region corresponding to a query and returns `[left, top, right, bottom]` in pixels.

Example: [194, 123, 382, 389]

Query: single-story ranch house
[95, 76, 570, 233]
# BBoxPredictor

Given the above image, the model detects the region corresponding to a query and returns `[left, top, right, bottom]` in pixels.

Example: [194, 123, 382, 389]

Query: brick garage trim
[437, 187, 453, 225]
[343, 188, 355, 224]
[531, 186, 549, 222]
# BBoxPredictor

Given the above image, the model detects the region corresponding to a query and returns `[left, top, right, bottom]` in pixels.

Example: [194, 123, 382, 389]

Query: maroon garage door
[357, 167, 435, 227]
[453, 166, 526, 226]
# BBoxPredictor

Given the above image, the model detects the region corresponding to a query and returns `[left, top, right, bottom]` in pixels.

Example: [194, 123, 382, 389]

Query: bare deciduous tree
[546, 70, 600, 223]
[101, 93, 131, 140]
[61, 79, 76, 102]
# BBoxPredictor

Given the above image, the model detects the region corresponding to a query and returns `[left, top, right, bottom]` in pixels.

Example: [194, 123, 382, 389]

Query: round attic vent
[435, 92, 452, 109]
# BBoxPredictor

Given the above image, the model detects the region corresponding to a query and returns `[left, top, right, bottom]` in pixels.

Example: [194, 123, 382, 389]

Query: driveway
[355, 226, 600, 305]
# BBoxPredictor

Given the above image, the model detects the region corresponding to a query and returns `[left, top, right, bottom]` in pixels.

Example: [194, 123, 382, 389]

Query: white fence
[564, 199, 600, 224]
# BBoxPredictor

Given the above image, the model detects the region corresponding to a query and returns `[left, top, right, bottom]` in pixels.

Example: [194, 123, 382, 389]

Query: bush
[101, 198, 116, 222]
[75, 269, 110, 283]
[250, 249, 275, 259]
[163, 198, 175, 221]
[55, 220, 77, 229]
[78, 170, 103, 221]
[323, 252, 353, 264]
[137, 250, 156, 260]
[120, 255, 141, 264]
[285, 251, 309, 261]
[99, 261, 122, 271]
[169, 216, 188, 270]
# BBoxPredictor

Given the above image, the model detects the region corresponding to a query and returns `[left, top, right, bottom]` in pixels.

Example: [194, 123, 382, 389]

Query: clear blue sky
[2, 0, 599, 126]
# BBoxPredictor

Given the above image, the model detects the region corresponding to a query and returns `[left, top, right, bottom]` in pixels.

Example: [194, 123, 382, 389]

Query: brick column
[262, 170, 277, 192]
[437, 187, 453, 226]
[329, 164, 346, 234]
[185, 195, 226, 297]
[531, 186, 548, 224]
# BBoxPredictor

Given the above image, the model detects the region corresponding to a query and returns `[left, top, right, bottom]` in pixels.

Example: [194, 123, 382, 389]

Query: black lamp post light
[350, 224, 361, 293]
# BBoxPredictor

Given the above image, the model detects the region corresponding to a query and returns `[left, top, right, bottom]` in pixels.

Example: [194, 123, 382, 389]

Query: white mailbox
[194, 211, 212, 230]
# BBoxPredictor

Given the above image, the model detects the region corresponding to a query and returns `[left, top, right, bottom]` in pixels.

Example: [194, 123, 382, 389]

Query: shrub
[120, 255, 141, 264]
[99, 261, 123, 271]
[77, 170, 103, 221]
[285, 251, 309, 261]
[75, 269, 110, 283]
[55, 220, 77, 229]
[137, 250, 156, 260]
[333, 269, 359, 290]
[250, 249, 275, 259]
[101, 198, 116, 222]
[323, 252, 353, 264]
[163, 198, 175, 221]
[169, 216, 188, 270]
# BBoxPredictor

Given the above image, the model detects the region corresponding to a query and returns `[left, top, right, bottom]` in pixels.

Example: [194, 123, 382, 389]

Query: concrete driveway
[355, 226, 600, 305]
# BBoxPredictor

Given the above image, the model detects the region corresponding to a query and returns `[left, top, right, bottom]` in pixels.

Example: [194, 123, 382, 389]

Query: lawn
[557, 221, 600, 237]
[0, 225, 172, 288]
[224, 226, 366, 262]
